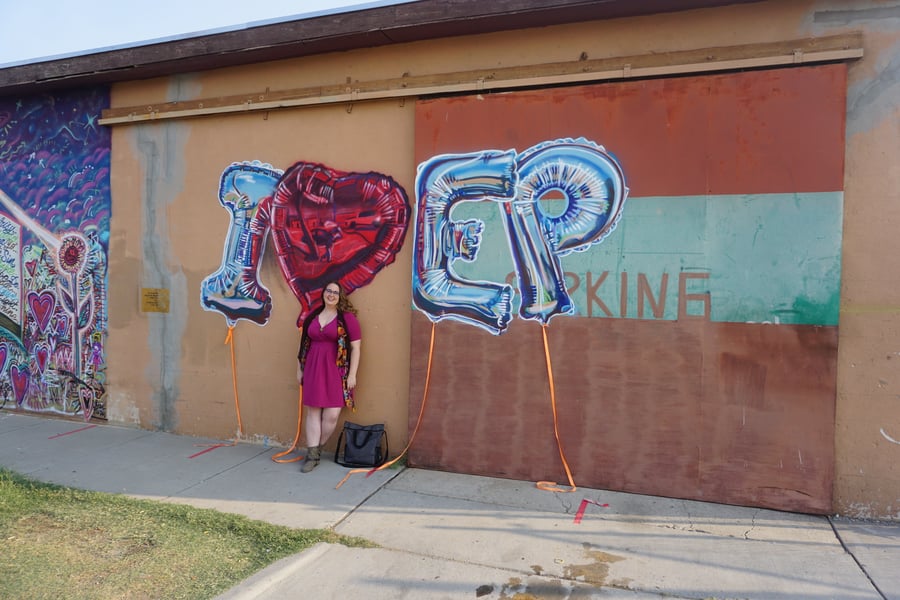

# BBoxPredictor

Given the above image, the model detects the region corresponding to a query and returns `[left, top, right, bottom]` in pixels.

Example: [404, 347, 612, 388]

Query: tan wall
[105, 0, 900, 519]
[108, 93, 416, 452]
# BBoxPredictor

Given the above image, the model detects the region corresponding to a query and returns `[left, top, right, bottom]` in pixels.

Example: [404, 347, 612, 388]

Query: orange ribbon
[335, 321, 437, 489]
[193, 324, 245, 451]
[536, 324, 577, 493]
[272, 386, 305, 463]
[335, 321, 574, 493]
[273, 326, 305, 463]
[225, 324, 244, 437]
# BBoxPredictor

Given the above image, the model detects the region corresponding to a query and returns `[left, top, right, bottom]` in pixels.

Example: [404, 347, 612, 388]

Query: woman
[296, 282, 362, 473]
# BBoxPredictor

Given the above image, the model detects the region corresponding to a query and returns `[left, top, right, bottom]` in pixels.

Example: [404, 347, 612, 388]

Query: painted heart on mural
[27, 290, 56, 335]
[34, 344, 49, 374]
[0, 342, 8, 375]
[270, 162, 411, 321]
[54, 314, 69, 337]
[10, 365, 29, 406]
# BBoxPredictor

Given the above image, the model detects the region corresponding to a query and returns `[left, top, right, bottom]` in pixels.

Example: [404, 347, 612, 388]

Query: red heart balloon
[269, 162, 410, 321]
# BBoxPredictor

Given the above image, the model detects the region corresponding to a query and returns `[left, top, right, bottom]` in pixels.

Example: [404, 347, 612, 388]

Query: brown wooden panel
[408, 312, 836, 513]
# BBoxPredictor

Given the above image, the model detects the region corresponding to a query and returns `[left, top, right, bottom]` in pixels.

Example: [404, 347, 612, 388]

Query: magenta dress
[302, 312, 361, 408]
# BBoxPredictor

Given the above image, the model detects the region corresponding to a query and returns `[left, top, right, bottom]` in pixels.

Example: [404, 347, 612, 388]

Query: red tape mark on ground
[574, 498, 609, 524]
[188, 444, 226, 459]
[48, 424, 97, 439]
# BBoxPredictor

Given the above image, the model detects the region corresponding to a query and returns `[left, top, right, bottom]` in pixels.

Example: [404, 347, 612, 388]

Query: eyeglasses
[323, 289, 340, 296]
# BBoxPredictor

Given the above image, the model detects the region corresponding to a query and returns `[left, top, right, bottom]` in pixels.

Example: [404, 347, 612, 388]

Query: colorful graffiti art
[412, 138, 628, 334]
[202, 161, 410, 325]
[0, 89, 110, 420]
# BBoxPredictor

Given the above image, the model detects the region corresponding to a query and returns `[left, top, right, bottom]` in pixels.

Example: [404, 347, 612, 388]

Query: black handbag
[335, 422, 388, 468]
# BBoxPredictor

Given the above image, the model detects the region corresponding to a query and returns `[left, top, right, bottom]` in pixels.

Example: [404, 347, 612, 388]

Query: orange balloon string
[536, 323, 577, 493]
[193, 324, 245, 451]
[272, 386, 305, 463]
[335, 321, 436, 489]
[225, 324, 244, 437]
[273, 326, 306, 463]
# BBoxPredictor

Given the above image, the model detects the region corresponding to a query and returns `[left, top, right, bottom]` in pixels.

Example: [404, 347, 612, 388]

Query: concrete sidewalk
[1, 412, 897, 600]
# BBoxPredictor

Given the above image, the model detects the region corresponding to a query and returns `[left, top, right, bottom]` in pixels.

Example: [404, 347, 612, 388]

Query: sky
[0, 0, 412, 67]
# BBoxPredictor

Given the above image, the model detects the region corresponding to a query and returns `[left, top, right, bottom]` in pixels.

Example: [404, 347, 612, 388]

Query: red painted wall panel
[415, 64, 846, 196]
[408, 314, 836, 513]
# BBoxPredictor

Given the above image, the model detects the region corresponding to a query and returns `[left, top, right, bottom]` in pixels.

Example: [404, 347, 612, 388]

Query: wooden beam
[99, 33, 863, 126]
[0, 0, 764, 96]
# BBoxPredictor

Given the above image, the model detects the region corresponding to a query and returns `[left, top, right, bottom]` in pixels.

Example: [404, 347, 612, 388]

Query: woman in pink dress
[296, 282, 362, 472]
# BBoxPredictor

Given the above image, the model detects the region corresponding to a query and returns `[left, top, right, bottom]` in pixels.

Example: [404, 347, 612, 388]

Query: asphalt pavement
[1, 411, 898, 599]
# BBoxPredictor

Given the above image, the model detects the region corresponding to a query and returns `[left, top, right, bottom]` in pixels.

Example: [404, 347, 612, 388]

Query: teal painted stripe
[449, 192, 844, 326]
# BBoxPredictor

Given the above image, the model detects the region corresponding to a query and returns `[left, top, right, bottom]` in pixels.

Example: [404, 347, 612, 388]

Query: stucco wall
[107, 84, 416, 451]
[44, 0, 900, 518]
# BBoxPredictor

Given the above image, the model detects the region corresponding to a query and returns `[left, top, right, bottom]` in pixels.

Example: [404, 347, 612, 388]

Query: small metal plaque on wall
[141, 288, 170, 313]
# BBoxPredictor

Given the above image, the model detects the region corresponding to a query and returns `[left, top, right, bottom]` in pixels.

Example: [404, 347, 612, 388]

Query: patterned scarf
[298, 307, 355, 409]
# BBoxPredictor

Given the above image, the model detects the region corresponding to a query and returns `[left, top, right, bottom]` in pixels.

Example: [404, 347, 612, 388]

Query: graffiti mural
[413, 138, 628, 334]
[202, 160, 410, 326]
[0, 89, 110, 420]
[407, 64, 847, 514]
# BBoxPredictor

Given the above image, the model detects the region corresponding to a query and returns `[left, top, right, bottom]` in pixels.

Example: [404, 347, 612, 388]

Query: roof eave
[0, 0, 762, 96]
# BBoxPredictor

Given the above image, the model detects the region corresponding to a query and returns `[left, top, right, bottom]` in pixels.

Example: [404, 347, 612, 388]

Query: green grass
[0, 467, 375, 599]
